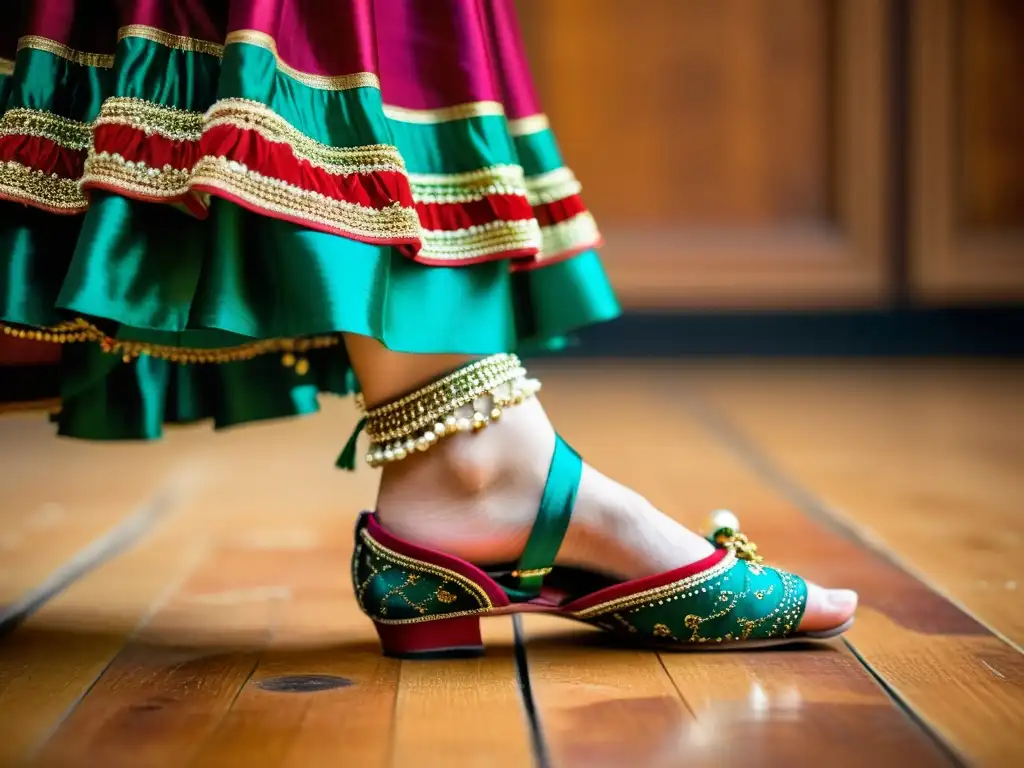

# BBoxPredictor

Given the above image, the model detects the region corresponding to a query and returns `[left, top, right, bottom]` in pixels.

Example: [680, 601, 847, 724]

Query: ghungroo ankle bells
[336, 354, 541, 470]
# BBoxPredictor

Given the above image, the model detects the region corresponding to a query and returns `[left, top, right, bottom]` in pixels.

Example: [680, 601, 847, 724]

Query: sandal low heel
[373, 615, 484, 659]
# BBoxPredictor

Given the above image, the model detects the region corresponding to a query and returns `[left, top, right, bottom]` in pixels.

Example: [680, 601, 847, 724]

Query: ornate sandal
[351, 434, 852, 659]
[344, 354, 852, 658]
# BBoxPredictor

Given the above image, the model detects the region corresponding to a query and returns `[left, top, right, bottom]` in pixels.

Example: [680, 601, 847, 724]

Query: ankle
[374, 401, 554, 562]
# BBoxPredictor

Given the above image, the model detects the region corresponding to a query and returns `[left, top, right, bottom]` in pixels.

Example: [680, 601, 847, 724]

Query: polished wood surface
[0, 419, 179, 615]
[532, 372, 962, 767]
[517, 0, 889, 309]
[2, 361, 1023, 765]
[655, 368, 1024, 766]
[1, 405, 532, 768]
[520, 614, 697, 768]
[691, 361, 1024, 647]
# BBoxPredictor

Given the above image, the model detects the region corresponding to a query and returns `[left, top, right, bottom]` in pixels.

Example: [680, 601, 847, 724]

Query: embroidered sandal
[352, 434, 853, 659]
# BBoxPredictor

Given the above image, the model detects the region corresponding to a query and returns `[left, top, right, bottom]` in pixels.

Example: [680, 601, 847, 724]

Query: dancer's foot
[375, 397, 857, 634]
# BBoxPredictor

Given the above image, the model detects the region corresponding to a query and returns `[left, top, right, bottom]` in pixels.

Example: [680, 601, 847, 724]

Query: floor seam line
[680, 387, 972, 767]
[512, 615, 551, 768]
[841, 637, 966, 767]
[0, 472, 188, 637]
[681, 387, 1024, 656]
[21, 470, 196, 760]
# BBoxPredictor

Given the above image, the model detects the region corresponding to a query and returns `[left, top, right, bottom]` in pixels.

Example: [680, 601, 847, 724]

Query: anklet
[339, 354, 541, 469]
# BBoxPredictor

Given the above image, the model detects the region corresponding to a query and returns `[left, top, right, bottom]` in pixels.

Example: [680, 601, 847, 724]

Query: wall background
[516, 0, 1024, 311]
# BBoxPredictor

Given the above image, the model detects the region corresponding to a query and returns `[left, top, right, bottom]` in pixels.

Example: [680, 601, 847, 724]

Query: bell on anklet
[354, 353, 541, 468]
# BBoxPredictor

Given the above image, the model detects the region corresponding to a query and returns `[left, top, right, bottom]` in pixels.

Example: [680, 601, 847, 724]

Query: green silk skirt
[0, 2, 620, 440]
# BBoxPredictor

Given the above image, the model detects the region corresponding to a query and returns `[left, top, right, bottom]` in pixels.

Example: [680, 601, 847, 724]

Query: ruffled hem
[0, 17, 602, 266]
[0, 193, 618, 439]
[0, 3, 620, 440]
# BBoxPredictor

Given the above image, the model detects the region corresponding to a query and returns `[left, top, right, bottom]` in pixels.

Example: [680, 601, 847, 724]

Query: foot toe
[797, 583, 858, 633]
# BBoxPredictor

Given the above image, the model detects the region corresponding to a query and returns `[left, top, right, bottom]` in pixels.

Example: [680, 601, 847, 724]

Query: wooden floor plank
[23, 403, 378, 768]
[625, 363, 1024, 766]
[389, 616, 533, 768]
[10, 400, 533, 767]
[0, 420, 204, 765]
[0, 537, 203, 766]
[659, 645, 950, 768]
[186, 543, 400, 768]
[520, 614, 694, 768]
[30, 544, 291, 768]
[527, 368, 950, 767]
[7, 364, 1021, 765]
[180, 404, 532, 768]
[0, 415, 182, 618]
[690, 360, 1024, 648]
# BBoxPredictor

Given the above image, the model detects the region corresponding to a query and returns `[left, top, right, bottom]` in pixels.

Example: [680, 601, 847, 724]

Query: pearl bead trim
[360, 353, 541, 467]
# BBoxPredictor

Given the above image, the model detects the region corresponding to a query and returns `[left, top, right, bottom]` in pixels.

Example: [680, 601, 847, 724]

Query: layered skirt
[0, 0, 619, 439]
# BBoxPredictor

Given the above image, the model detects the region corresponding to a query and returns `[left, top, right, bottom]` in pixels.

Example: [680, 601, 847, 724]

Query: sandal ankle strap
[509, 433, 581, 598]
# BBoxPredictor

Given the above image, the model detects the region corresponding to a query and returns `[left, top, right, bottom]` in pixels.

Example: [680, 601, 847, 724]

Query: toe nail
[829, 590, 858, 610]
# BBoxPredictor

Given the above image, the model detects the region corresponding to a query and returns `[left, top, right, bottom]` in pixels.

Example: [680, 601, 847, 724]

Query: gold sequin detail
[358, 529, 494, 623]
[539, 211, 601, 261]
[383, 101, 505, 125]
[435, 587, 458, 604]
[364, 354, 533, 444]
[0, 58, 14, 76]
[1, 318, 339, 366]
[0, 320, 89, 344]
[682, 569, 806, 643]
[732, 573, 802, 640]
[95, 98, 204, 142]
[525, 167, 582, 206]
[682, 586, 747, 642]
[365, 354, 519, 426]
[205, 99, 405, 174]
[507, 113, 550, 137]
[419, 219, 541, 262]
[510, 567, 552, 579]
[225, 30, 380, 91]
[82, 151, 193, 200]
[652, 623, 673, 638]
[189, 155, 421, 241]
[713, 529, 764, 564]
[17, 36, 114, 68]
[0, 108, 92, 150]
[409, 165, 527, 204]
[117, 25, 224, 57]
[0, 159, 86, 211]
[572, 553, 737, 619]
[377, 573, 430, 616]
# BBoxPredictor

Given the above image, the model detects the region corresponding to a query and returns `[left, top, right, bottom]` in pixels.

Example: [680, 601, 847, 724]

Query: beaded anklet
[336, 354, 541, 470]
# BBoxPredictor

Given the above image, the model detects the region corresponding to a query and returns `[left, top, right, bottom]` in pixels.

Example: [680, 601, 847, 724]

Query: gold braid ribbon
[345, 354, 541, 468]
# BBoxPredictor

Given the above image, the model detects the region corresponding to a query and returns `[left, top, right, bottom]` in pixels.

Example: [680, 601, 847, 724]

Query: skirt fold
[0, 0, 619, 439]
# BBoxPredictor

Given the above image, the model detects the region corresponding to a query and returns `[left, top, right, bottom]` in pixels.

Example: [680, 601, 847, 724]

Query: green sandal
[352, 434, 852, 658]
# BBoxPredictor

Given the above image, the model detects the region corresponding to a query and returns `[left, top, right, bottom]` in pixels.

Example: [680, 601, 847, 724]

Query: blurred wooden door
[517, 0, 891, 309]
[911, 0, 1024, 303]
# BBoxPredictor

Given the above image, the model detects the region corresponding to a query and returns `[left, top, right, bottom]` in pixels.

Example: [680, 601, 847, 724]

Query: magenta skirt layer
[1, 0, 603, 267]
[0, 0, 618, 440]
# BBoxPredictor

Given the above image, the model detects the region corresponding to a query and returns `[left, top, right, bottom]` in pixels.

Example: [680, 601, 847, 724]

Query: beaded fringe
[1, 318, 338, 370]
[336, 353, 540, 470]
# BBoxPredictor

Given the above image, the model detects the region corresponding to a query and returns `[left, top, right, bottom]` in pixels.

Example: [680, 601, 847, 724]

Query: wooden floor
[0, 359, 1021, 767]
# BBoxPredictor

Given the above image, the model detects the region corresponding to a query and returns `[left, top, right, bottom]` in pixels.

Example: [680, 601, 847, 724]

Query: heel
[373, 615, 484, 659]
